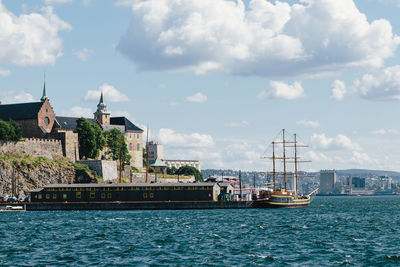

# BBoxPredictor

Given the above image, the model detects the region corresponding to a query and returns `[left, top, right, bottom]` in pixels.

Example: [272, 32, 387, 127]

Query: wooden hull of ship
[253, 195, 310, 208]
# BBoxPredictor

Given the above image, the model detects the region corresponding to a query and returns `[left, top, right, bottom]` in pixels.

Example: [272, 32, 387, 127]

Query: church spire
[94, 91, 110, 126]
[41, 73, 47, 102]
[99, 91, 104, 104]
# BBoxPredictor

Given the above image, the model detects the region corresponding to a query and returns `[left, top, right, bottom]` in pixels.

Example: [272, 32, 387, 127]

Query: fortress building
[0, 84, 55, 138]
[53, 92, 144, 169]
[0, 85, 143, 170]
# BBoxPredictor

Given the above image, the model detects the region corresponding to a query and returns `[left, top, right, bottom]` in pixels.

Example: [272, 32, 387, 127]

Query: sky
[1, 0, 400, 172]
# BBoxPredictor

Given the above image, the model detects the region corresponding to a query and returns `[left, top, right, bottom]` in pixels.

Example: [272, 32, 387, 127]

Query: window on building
[44, 117, 50, 125]
[63, 194, 67, 200]
[129, 143, 133, 151]
[137, 134, 139, 139]
[53, 194, 57, 199]
[46, 194, 50, 199]
[76, 192, 81, 199]
[137, 144, 140, 151]
[101, 193, 106, 199]
[90, 192, 95, 199]
[38, 194, 42, 199]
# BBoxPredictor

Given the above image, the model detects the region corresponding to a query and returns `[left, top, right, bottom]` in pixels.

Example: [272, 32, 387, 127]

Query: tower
[41, 79, 48, 101]
[94, 92, 110, 126]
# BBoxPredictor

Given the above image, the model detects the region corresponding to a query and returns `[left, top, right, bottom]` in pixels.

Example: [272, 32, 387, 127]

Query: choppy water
[1, 196, 400, 266]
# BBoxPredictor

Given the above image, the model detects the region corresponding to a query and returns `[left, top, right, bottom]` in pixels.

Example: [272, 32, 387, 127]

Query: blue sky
[1, 0, 400, 171]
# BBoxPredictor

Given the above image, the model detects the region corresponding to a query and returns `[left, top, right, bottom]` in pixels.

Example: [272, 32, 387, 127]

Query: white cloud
[0, 3, 71, 66]
[113, 0, 135, 6]
[296, 120, 320, 129]
[0, 91, 35, 104]
[0, 68, 11, 77]
[268, 81, 304, 100]
[110, 110, 136, 122]
[159, 134, 265, 170]
[169, 101, 178, 107]
[186, 92, 207, 103]
[371, 128, 398, 135]
[310, 133, 359, 151]
[224, 121, 249, 128]
[84, 83, 130, 102]
[60, 106, 93, 118]
[73, 48, 93, 61]
[45, 0, 72, 4]
[353, 65, 400, 100]
[305, 151, 330, 162]
[82, 0, 90, 7]
[330, 80, 346, 101]
[350, 151, 373, 164]
[117, 0, 399, 77]
[157, 128, 214, 148]
[256, 90, 268, 100]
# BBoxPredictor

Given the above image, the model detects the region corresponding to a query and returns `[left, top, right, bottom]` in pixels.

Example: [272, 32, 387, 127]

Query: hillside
[0, 153, 98, 197]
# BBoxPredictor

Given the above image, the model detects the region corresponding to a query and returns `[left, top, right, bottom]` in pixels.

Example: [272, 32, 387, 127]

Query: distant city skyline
[1, 0, 400, 171]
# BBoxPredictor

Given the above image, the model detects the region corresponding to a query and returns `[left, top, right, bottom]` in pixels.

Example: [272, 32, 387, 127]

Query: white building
[164, 160, 201, 171]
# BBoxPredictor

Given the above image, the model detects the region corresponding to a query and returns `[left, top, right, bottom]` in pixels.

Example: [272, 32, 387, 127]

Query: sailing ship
[254, 129, 318, 208]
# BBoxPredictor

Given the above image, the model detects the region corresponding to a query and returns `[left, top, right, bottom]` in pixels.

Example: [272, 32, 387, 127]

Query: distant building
[165, 160, 201, 171]
[379, 176, 392, 190]
[350, 177, 366, 189]
[148, 141, 163, 162]
[345, 176, 366, 194]
[319, 170, 336, 194]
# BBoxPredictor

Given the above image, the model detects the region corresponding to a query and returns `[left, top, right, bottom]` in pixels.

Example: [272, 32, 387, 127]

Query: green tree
[167, 167, 178, 175]
[0, 120, 22, 141]
[76, 118, 105, 159]
[8, 120, 22, 140]
[177, 166, 203, 182]
[104, 128, 131, 164]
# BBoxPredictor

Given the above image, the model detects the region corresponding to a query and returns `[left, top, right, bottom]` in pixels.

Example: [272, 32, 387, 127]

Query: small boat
[0, 204, 26, 212]
[254, 129, 318, 208]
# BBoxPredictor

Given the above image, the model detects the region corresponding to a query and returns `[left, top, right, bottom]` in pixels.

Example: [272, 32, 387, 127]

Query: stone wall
[49, 131, 79, 161]
[0, 138, 63, 160]
[78, 160, 117, 181]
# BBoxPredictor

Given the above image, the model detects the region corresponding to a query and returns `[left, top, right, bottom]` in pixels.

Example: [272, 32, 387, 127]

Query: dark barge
[27, 183, 253, 210]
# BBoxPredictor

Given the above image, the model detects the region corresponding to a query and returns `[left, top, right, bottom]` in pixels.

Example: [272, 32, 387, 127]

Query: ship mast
[145, 127, 149, 183]
[294, 134, 298, 198]
[282, 129, 287, 191]
[272, 141, 276, 192]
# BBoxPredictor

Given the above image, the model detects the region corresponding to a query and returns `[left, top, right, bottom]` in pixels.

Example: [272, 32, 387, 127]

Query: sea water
[1, 196, 400, 266]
